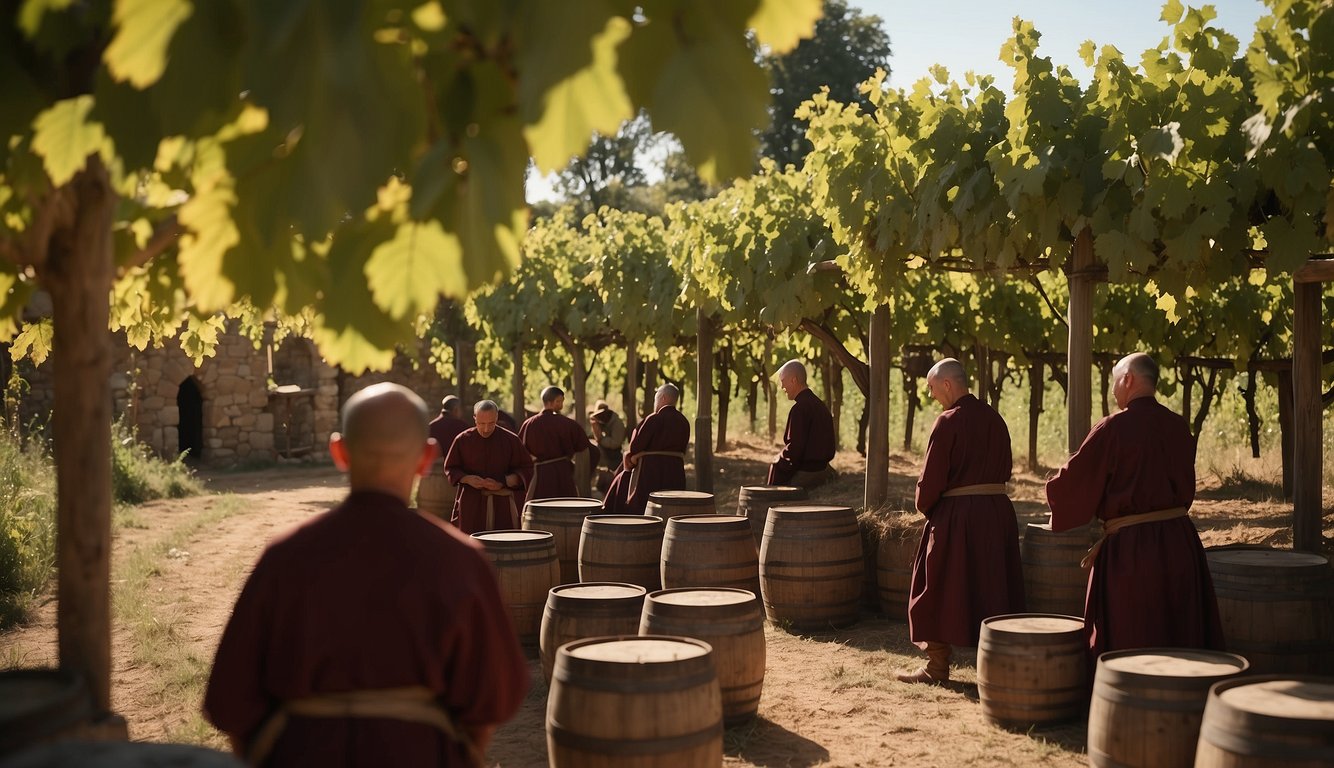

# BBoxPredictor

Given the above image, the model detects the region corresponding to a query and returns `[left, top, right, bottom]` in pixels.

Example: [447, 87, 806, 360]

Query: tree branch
[799, 317, 870, 396]
[120, 216, 181, 273]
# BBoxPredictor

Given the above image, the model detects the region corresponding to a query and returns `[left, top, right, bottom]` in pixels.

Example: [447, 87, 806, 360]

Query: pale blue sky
[858, 0, 1268, 89]
[525, 1, 1269, 202]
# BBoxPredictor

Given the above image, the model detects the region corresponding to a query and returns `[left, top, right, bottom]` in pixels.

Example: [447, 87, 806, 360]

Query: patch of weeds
[111, 419, 203, 505]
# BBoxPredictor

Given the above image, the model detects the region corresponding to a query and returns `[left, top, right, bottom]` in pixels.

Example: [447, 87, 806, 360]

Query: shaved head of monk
[1112, 352, 1159, 409]
[926, 358, 969, 409]
[331, 383, 434, 501]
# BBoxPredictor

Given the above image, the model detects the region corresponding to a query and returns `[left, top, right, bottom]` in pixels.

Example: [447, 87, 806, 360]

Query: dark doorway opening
[177, 377, 204, 461]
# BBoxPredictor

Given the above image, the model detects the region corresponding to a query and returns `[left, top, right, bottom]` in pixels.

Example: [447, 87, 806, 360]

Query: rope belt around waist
[1081, 506, 1190, 568]
[247, 686, 481, 767]
[626, 451, 686, 497]
[940, 483, 1010, 498]
[482, 488, 518, 531]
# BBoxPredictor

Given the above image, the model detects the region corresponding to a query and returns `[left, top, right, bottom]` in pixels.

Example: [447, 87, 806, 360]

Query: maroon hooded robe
[204, 491, 529, 767]
[601, 404, 690, 515]
[517, 410, 598, 500]
[1046, 396, 1223, 661]
[767, 388, 836, 484]
[907, 394, 1026, 648]
[444, 427, 533, 533]
[428, 413, 469, 473]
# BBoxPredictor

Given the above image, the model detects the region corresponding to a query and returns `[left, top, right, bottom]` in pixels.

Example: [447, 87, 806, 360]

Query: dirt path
[0, 446, 1315, 766]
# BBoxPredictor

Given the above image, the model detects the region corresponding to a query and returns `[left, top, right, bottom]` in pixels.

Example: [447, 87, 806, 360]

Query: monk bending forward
[204, 383, 529, 766]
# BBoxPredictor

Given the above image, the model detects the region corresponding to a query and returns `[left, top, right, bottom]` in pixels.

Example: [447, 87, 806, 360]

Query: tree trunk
[1292, 280, 1323, 552]
[830, 357, 843, 451]
[716, 342, 730, 453]
[624, 342, 639, 432]
[1181, 367, 1194, 425]
[1277, 368, 1294, 500]
[642, 358, 658, 421]
[46, 158, 117, 710]
[764, 336, 777, 442]
[1067, 228, 1095, 453]
[865, 304, 891, 510]
[695, 309, 714, 492]
[799, 318, 869, 395]
[746, 373, 758, 433]
[1191, 367, 1219, 437]
[1098, 359, 1111, 418]
[454, 338, 475, 405]
[903, 373, 918, 453]
[1028, 361, 1044, 473]
[1244, 370, 1261, 459]
[511, 342, 525, 421]
[975, 342, 990, 400]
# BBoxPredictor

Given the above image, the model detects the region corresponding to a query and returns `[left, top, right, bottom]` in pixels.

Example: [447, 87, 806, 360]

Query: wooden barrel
[1194, 675, 1334, 767]
[759, 505, 864, 629]
[874, 514, 921, 622]
[1088, 649, 1249, 768]
[977, 614, 1087, 729]
[522, 497, 603, 585]
[547, 635, 723, 767]
[472, 530, 561, 647]
[640, 588, 766, 725]
[415, 472, 455, 519]
[737, 485, 806, 545]
[1206, 546, 1334, 675]
[645, 490, 716, 520]
[578, 515, 665, 590]
[539, 582, 647, 684]
[661, 514, 760, 595]
[0, 668, 94, 754]
[1022, 522, 1097, 617]
[2, 741, 243, 767]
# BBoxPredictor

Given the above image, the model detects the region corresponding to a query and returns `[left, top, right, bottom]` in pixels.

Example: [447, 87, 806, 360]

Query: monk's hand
[482, 477, 504, 491]
[502, 474, 519, 489]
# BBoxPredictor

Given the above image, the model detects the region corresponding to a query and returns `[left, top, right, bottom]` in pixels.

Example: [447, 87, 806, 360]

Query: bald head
[540, 386, 564, 405]
[777, 359, 809, 400]
[333, 384, 433, 498]
[1112, 353, 1159, 408]
[440, 395, 462, 418]
[925, 358, 968, 409]
[654, 383, 680, 409]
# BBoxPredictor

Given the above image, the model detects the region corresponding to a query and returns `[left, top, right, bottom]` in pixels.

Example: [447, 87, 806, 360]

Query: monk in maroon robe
[444, 400, 533, 534]
[518, 386, 598, 500]
[767, 360, 836, 488]
[602, 384, 690, 515]
[897, 359, 1025, 684]
[419, 395, 469, 518]
[1046, 353, 1223, 663]
[204, 383, 529, 767]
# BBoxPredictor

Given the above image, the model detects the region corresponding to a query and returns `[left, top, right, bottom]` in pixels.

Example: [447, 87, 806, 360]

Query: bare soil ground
[2, 441, 1326, 767]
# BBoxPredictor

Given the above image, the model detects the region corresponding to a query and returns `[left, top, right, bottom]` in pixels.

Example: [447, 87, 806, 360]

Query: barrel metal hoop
[1092, 683, 1210, 712]
[1199, 723, 1334, 761]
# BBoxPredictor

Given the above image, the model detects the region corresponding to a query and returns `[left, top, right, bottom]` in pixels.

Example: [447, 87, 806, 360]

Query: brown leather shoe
[895, 666, 947, 684]
[895, 641, 951, 684]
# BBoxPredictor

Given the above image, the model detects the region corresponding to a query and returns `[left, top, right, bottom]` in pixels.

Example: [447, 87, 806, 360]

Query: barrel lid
[584, 515, 662, 527]
[1217, 679, 1334, 720]
[769, 505, 852, 514]
[741, 485, 802, 493]
[526, 497, 602, 510]
[650, 588, 755, 607]
[985, 614, 1083, 633]
[473, 530, 552, 543]
[649, 491, 714, 502]
[1101, 649, 1248, 677]
[672, 514, 747, 526]
[567, 637, 709, 663]
[1206, 548, 1329, 568]
[551, 583, 646, 600]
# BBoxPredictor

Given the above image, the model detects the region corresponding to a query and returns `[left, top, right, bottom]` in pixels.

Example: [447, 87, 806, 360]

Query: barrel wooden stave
[640, 588, 766, 725]
[977, 614, 1087, 729]
[1022, 522, 1096, 617]
[547, 636, 723, 768]
[1193, 675, 1334, 768]
[759, 505, 864, 630]
[539, 582, 648, 684]
[471, 530, 561, 647]
[1206, 546, 1334, 676]
[875, 529, 918, 622]
[522, 497, 603, 586]
[645, 491, 717, 521]
[737, 485, 806, 546]
[578, 515, 666, 590]
[661, 515, 760, 595]
[1088, 649, 1249, 768]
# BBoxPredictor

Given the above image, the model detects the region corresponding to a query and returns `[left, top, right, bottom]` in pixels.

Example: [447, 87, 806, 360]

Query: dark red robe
[517, 410, 598, 500]
[428, 414, 469, 474]
[203, 491, 529, 767]
[601, 405, 690, 515]
[767, 388, 836, 484]
[908, 394, 1025, 648]
[444, 427, 533, 533]
[1046, 396, 1223, 661]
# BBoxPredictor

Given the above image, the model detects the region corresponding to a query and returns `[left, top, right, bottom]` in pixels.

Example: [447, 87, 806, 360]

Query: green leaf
[311, 218, 416, 373]
[1160, 0, 1184, 25]
[365, 220, 466, 320]
[30, 95, 108, 186]
[11, 318, 54, 365]
[1138, 121, 1184, 164]
[747, 0, 822, 54]
[104, 0, 193, 88]
[521, 15, 634, 172]
[177, 182, 241, 312]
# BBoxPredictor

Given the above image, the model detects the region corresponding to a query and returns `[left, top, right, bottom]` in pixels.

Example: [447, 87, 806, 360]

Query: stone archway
[177, 376, 204, 460]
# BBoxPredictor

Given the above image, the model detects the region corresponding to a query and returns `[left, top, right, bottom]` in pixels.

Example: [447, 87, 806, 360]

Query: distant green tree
[553, 112, 660, 217]
[760, 0, 892, 167]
